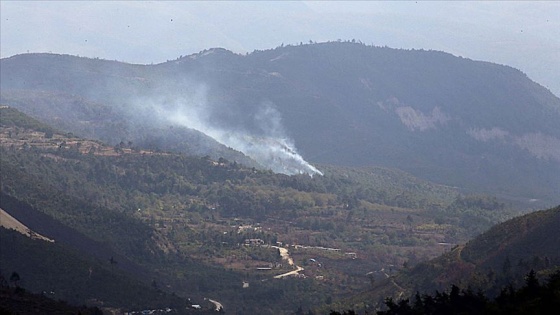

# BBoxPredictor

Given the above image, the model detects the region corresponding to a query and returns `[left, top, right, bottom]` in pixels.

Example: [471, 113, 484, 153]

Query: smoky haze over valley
[1, 42, 559, 206]
[124, 80, 323, 176]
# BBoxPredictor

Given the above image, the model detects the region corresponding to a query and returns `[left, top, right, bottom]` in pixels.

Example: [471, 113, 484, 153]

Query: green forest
[329, 270, 560, 315]
[1, 105, 558, 314]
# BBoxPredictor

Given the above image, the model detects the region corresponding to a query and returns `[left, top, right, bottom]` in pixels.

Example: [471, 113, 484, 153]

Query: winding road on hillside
[208, 298, 223, 311]
[270, 246, 304, 279]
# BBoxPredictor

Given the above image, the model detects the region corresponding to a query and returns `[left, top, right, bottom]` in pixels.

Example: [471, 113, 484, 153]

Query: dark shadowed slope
[370, 205, 560, 304]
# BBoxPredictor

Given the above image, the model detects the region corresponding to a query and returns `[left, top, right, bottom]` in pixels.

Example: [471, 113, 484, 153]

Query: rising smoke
[129, 82, 322, 176]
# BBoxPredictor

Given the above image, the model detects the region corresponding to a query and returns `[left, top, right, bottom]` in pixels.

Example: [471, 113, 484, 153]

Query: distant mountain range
[2, 41, 559, 205]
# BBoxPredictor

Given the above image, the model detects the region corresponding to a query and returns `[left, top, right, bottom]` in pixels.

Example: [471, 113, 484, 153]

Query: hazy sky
[1, 1, 559, 96]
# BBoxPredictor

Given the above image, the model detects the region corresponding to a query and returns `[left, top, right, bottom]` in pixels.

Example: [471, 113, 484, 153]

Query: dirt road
[270, 245, 304, 278]
[208, 298, 223, 311]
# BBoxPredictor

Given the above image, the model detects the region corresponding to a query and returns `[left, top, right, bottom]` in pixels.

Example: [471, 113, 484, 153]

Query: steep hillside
[373, 269, 560, 315]
[0, 90, 258, 167]
[0, 285, 102, 315]
[2, 42, 558, 204]
[177, 43, 560, 204]
[2, 107, 528, 314]
[405, 205, 560, 293]
[0, 228, 186, 311]
[339, 205, 560, 313]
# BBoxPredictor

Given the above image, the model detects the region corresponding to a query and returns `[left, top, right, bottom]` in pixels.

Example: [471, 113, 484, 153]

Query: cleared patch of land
[0, 208, 54, 242]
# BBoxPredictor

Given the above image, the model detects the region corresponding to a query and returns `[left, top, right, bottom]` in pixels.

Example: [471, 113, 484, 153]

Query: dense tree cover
[1, 141, 512, 257]
[0, 109, 536, 313]
[0, 137, 527, 311]
[0, 107, 57, 135]
[325, 205, 560, 315]
[0, 286, 103, 315]
[0, 141, 463, 222]
[0, 144, 344, 312]
[460, 205, 560, 267]
[0, 152, 158, 261]
[328, 271, 560, 315]
[374, 270, 560, 315]
[0, 228, 187, 310]
[3, 41, 559, 205]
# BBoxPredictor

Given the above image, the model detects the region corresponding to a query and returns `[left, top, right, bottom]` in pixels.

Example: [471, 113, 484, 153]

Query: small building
[244, 238, 265, 245]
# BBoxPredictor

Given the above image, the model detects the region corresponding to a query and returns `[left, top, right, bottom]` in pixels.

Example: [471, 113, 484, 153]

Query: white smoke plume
[130, 83, 322, 176]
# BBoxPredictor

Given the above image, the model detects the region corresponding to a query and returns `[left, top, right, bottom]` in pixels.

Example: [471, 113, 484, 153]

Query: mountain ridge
[1, 41, 559, 205]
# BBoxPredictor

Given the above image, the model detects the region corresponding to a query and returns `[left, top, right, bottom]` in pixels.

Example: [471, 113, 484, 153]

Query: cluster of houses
[244, 238, 265, 245]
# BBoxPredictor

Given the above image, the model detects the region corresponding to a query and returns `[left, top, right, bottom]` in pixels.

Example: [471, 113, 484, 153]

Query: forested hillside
[370, 270, 560, 315]
[2, 42, 559, 205]
[333, 205, 560, 314]
[0, 107, 529, 314]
